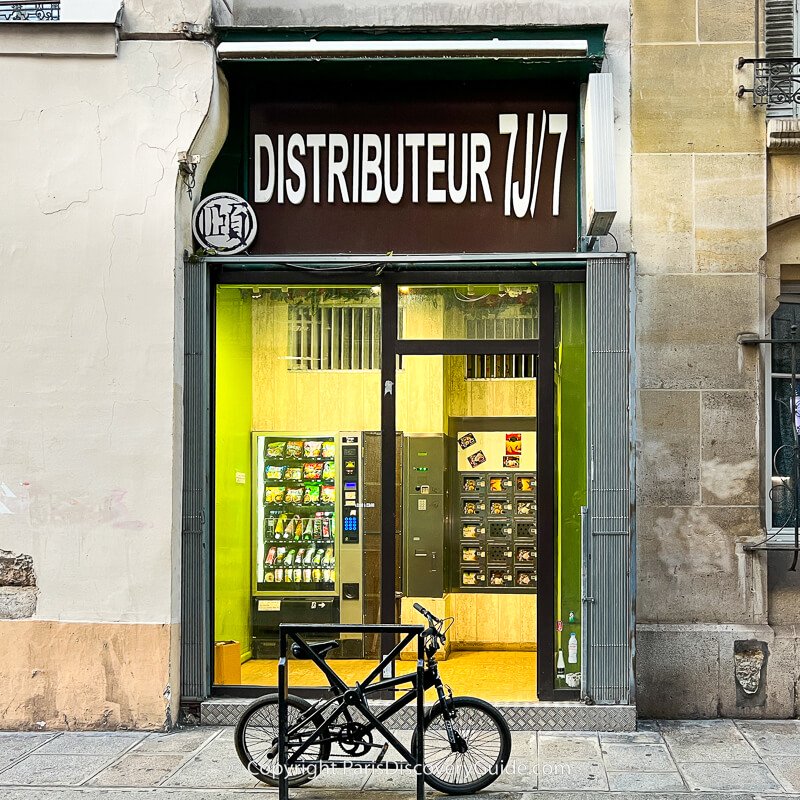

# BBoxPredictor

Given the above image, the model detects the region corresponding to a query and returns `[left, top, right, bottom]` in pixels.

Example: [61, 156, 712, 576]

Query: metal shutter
[582, 255, 635, 705]
[181, 257, 212, 702]
[765, 0, 797, 118]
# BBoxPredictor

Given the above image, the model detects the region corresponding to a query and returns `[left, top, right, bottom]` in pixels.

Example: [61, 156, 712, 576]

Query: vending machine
[250, 431, 364, 658]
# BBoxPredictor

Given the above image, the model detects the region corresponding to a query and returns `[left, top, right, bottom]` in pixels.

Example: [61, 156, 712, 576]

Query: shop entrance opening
[212, 276, 584, 701]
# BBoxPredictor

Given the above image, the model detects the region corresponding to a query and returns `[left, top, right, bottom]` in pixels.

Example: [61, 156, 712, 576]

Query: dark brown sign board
[248, 83, 578, 254]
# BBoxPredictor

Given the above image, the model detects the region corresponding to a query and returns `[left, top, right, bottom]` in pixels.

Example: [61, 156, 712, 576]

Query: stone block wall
[632, 1, 800, 717]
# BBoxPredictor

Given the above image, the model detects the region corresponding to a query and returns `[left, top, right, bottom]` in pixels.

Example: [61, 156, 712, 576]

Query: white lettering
[427, 133, 447, 203]
[285, 133, 306, 205]
[277, 134, 285, 204]
[512, 113, 535, 219]
[306, 134, 326, 203]
[548, 114, 568, 216]
[530, 111, 547, 217]
[352, 134, 360, 203]
[384, 134, 404, 204]
[361, 133, 382, 203]
[405, 133, 425, 203]
[254, 134, 275, 203]
[447, 133, 468, 204]
[328, 134, 350, 203]
[498, 113, 518, 217]
[470, 133, 492, 203]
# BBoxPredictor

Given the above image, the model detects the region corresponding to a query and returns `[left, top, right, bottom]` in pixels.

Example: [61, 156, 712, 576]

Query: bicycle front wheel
[234, 693, 331, 787]
[411, 695, 511, 795]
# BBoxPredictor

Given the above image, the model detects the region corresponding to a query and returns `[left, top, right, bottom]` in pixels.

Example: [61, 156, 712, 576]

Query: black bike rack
[277, 622, 427, 800]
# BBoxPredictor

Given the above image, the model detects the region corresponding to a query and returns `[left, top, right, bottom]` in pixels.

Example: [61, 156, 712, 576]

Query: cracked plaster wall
[0, 37, 223, 728]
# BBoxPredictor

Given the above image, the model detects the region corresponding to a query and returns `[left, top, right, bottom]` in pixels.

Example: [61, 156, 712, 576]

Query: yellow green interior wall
[555, 283, 586, 683]
[214, 288, 253, 659]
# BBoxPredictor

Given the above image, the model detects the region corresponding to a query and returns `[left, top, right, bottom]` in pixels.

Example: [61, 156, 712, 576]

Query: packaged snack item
[323, 546, 334, 565]
[303, 568, 312, 582]
[284, 467, 302, 481]
[321, 516, 330, 538]
[265, 547, 277, 566]
[516, 476, 536, 493]
[303, 462, 323, 480]
[462, 477, 481, 492]
[267, 441, 287, 458]
[295, 548, 305, 564]
[490, 501, 509, 516]
[322, 568, 332, 583]
[313, 548, 324, 565]
[274, 567, 284, 582]
[322, 461, 335, 481]
[462, 570, 477, 586]
[462, 547, 478, 563]
[303, 518, 314, 538]
[516, 571, 534, 587]
[490, 571, 506, 586]
[265, 517, 276, 537]
[274, 515, 286, 537]
[462, 524, 478, 539]
[266, 465, 285, 481]
[304, 440, 323, 458]
[265, 572, 275, 583]
[284, 517, 295, 538]
[463, 500, 481, 515]
[284, 548, 295, 566]
[303, 484, 321, 505]
[322, 441, 336, 459]
[293, 568, 303, 583]
[286, 440, 304, 459]
[284, 487, 303, 505]
[304, 547, 315, 564]
[516, 500, 535, 516]
[275, 547, 286, 564]
[312, 568, 322, 582]
[264, 486, 286, 504]
[320, 484, 336, 504]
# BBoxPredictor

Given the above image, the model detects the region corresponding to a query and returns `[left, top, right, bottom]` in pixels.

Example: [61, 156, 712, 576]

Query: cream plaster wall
[0, 21, 225, 726]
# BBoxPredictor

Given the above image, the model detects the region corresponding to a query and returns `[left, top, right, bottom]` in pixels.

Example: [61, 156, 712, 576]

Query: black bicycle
[235, 604, 511, 795]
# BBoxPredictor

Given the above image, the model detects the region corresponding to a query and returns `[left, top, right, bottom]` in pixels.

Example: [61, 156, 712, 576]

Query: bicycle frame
[277, 622, 429, 800]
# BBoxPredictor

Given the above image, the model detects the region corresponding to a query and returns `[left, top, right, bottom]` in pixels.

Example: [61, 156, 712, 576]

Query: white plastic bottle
[556, 649, 565, 679]
[567, 632, 578, 664]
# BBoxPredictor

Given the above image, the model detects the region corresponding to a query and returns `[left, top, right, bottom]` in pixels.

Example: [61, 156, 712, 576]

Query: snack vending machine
[250, 432, 364, 658]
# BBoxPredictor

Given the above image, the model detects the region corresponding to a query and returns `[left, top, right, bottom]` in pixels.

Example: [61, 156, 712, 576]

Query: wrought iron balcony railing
[738, 57, 800, 106]
[0, 1, 60, 21]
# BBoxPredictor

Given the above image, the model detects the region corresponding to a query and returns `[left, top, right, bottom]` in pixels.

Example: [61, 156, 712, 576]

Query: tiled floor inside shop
[240, 650, 538, 702]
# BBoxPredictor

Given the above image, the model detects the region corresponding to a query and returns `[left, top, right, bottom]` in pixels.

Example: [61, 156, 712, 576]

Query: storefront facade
[4, 0, 796, 732]
[183, 25, 635, 729]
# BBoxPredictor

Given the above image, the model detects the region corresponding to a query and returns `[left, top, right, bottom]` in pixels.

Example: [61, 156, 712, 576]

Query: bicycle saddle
[291, 640, 340, 660]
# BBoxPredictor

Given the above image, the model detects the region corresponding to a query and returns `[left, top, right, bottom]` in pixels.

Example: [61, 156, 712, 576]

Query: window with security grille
[464, 312, 537, 379]
[288, 305, 381, 370]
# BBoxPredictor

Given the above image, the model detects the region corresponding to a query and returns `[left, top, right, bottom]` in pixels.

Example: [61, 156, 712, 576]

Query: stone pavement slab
[659, 719, 761, 763]
[737, 721, 800, 758]
[757, 758, 800, 794]
[538, 732, 602, 761]
[0, 733, 58, 767]
[87, 753, 187, 787]
[601, 742, 676, 771]
[679, 761, 784, 793]
[0, 753, 116, 785]
[606, 770, 686, 791]
[36, 731, 146, 756]
[132, 727, 219, 754]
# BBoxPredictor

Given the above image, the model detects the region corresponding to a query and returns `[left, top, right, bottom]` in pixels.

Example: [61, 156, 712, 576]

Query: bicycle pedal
[373, 743, 389, 765]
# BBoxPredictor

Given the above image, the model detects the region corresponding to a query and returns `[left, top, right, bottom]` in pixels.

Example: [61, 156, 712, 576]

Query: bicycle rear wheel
[234, 693, 331, 787]
[411, 695, 511, 795]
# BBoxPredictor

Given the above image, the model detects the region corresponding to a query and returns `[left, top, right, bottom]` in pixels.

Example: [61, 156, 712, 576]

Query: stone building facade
[0, 0, 797, 729]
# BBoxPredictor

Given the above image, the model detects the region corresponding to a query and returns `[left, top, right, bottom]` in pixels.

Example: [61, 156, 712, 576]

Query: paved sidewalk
[1, 719, 800, 798]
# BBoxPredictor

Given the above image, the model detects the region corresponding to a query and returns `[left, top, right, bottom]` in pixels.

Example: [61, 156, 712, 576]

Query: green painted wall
[214, 287, 253, 660]
[555, 284, 586, 684]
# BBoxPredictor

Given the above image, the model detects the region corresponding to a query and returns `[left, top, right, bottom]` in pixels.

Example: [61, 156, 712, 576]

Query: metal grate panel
[181, 258, 211, 702]
[288, 305, 381, 370]
[765, 0, 797, 117]
[584, 255, 635, 706]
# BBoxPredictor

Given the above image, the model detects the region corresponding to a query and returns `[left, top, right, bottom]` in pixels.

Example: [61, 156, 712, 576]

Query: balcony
[738, 57, 800, 107]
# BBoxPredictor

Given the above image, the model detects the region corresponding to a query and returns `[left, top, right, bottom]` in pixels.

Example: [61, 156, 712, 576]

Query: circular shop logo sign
[192, 192, 257, 255]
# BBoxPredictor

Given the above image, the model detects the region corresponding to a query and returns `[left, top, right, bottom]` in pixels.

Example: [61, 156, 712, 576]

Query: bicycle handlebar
[413, 602, 443, 625]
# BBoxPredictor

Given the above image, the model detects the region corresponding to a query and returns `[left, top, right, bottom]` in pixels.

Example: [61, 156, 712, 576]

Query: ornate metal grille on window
[0, 2, 60, 21]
